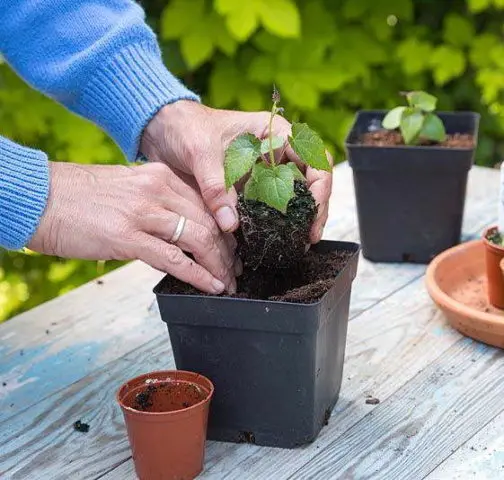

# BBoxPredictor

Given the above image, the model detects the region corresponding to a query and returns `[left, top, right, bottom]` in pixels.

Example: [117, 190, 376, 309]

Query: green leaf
[160, 0, 203, 39]
[467, 0, 491, 13]
[244, 176, 259, 199]
[288, 123, 331, 171]
[181, 31, 215, 69]
[443, 14, 475, 47]
[224, 134, 261, 189]
[286, 162, 305, 181]
[255, 164, 295, 213]
[259, 0, 300, 38]
[260, 136, 285, 154]
[407, 91, 437, 112]
[400, 109, 425, 145]
[430, 46, 466, 85]
[382, 107, 406, 129]
[420, 113, 446, 142]
[396, 39, 433, 75]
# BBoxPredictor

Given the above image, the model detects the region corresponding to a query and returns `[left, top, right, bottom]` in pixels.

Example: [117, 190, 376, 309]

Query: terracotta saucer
[426, 239, 504, 348]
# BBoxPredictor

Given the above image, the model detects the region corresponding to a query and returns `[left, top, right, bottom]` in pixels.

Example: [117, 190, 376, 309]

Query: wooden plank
[291, 340, 504, 480]
[0, 261, 166, 423]
[0, 276, 466, 479]
[426, 409, 504, 479]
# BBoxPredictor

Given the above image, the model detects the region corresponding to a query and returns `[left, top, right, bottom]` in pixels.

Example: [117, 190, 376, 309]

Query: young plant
[382, 91, 446, 145]
[224, 88, 331, 213]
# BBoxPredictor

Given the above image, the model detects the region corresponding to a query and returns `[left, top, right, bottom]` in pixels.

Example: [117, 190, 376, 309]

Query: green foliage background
[1, 0, 504, 321]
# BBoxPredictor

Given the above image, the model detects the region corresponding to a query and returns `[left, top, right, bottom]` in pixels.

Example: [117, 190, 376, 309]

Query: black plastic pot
[154, 240, 360, 448]
[345, 110, 480, 263]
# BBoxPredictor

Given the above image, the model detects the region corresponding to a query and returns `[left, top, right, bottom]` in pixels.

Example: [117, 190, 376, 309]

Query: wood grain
[426, 408, 504, 479]
[292, 339, 504, 480]
[0, 261, 166, 423]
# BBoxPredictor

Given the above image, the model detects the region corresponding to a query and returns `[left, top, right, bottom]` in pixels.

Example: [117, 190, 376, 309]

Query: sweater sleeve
[0, 0, 200, 161]
[0, 137, 49, 250]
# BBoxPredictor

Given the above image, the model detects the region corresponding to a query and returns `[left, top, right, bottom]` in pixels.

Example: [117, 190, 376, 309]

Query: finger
[154, 190, 236, 271]
[192, 143, 239, 233]
[306, 151, 333, 244]
[134, 233, 226, 294]
[141, 213, 236, 293]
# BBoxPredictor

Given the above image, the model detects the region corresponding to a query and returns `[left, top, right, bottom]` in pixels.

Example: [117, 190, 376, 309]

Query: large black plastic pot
[345, 110, 480, 263]
[154, 240, 360, 448]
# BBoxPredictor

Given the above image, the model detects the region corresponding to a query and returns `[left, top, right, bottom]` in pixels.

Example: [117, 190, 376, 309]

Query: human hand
[140, 101, 333, 244]
[28, 161, 237, 294]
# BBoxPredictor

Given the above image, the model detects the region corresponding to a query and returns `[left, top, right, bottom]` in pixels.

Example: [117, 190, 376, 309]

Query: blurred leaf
[382, 106, 406, 129]
[420, 113, 446, 142]
[443, 14, 475, 46]
[430, 46, 466, 85]
[400, 109, 424, 144]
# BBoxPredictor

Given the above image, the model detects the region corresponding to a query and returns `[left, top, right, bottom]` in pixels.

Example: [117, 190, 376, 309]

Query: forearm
[0, 137, 49, 250]
[0, 0, 199, 161]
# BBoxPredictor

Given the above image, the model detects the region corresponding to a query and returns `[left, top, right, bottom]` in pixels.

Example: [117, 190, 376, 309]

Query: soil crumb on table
[73, 420, 90, 433]
[160, 250, 353, 303]
[359, 130, 475, 149]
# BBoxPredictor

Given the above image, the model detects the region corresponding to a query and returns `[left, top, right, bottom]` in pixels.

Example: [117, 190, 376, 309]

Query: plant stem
[268, 101, 276, 167]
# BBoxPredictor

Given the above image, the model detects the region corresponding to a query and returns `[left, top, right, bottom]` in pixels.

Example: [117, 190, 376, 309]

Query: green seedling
[382, 91, 446, 145]
[224, 88, 331, 213]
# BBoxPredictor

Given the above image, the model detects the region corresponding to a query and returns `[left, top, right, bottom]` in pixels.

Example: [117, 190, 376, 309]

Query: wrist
[140, 99, 204, 163]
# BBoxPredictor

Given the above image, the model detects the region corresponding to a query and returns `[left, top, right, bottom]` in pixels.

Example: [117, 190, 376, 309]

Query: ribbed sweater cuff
[0, 137, 49, 250]
[76, 42, 200, 162]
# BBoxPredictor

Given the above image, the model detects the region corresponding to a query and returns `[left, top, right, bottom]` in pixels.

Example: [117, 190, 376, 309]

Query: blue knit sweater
[0, 0, 199, 250]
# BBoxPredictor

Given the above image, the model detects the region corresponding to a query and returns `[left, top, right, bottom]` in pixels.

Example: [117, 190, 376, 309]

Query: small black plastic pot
[154, 240, 360, 449]
[345, 110, 480, 263]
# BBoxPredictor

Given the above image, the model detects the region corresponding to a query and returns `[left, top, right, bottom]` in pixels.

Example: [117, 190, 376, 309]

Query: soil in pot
[235, 180, 317, 270]
[117, 371, 213, 480]
[160, 248, 353, 303]
[359, 130, 475, 148]
[123, 381, 207, 412]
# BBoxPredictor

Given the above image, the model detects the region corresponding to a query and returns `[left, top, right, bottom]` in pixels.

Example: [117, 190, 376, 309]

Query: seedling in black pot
[345, 90, 479, 263]
[224, 87, 331, 269]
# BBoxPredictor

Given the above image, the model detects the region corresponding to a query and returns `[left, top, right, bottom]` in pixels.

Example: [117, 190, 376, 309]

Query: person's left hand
[140, 100, 333, 244]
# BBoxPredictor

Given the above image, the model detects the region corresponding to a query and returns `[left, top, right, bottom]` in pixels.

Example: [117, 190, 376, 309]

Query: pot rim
[425, 238, 504, 326]
[345, 109, 480, 151]
[116, 369, 214, 417]
[153, 239, 361, 307]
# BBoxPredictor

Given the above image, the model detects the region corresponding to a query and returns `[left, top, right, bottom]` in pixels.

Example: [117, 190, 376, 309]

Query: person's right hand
[28, 161, 237, 294]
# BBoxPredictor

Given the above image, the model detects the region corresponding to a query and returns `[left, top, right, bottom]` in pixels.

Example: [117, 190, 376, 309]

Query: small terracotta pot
[117, 370, 214, 480]
[483, 226, 504, 309]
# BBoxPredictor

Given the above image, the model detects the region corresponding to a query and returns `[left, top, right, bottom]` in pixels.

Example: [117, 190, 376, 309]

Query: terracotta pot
[117, 370, 214, 480]
[426, 239, 504, 348]
[483, 226, 504, 308]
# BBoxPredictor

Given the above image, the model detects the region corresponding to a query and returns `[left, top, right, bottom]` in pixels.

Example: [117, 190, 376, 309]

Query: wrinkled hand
[29, 162, 237, 294]
[140, 101, 333, 243]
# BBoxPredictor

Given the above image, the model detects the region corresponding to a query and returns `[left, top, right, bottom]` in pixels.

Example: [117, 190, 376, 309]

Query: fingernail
[216, 206, 237, 232]
[318, 226, 324, 240]
[234, 258, 243, 276]
[228, 278, 237, 295]
[211, 278, 225, 294]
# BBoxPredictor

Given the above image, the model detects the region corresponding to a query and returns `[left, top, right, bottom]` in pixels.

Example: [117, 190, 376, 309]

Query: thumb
[193, 147, 239, 233]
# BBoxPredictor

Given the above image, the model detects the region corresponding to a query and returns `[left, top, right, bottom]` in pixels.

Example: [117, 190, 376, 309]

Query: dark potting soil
[359, 130, 475, 148]
[128, 381, 207, 413]
[160, 249, 353, 304]
[486, 229, 503, 247]
[73, 420, 90, 433]
[235, 180, 317, 270]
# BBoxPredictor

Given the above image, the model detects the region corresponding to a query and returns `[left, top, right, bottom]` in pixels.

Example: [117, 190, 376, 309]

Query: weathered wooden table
[1, 163, 503, 479]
